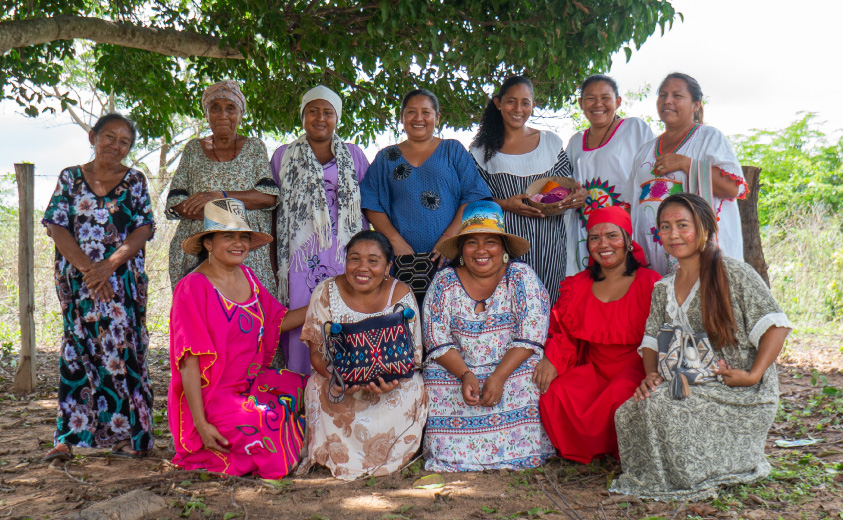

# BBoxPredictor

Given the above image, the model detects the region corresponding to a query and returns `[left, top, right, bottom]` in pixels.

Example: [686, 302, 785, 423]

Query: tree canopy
[1, 0, 678, 143]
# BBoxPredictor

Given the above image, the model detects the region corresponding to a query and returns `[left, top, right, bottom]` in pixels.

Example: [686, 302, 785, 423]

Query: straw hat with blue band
[181, 198, 273, 255]
[437, 200, 531, 260]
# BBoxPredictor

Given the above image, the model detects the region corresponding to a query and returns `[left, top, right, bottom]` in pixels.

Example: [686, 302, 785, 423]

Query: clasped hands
[79, 259, 117, 302]
[634, 360, 760, 401]
[461, 371, 505, 407]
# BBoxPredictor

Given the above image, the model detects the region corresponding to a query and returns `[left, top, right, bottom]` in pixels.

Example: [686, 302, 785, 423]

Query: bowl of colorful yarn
[524, 176, 578, 216]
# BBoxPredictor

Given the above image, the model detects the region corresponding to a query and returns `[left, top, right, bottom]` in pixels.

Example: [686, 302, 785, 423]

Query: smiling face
[204, 231, 252, 267]
[401, 94, 439, 141]
[344, 239, 391, 294]
[460, 233, 505, 278]
[580, 80, 621, 129]
[587, 223, 628, 271]
[207, 98, 242, 138]
[656, 78, 701, 130]
[302, 99, 337, 144]
[658, 203, 702, 260]
[493, 82, 534, 131]
[89, 120, 133, 167]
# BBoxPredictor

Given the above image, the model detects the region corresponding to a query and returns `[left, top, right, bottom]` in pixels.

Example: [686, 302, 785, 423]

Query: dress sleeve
[638, 281, 667, 355]
[423, 269, 457, 361]
[42, 168, 74, 231]
[249, 138, 280, 210]
[704, 127, 747, 200]
[269, 144, 289, 189]
[127, 170, 156, 239]
[452, 141, 493, 205]
[254, 267, 288, 367]
[543, 275, 583, 374]
[299, 280, 333, 359]
[170, 274, 217, 387]
[360, 150, 390, 213]
[509, 264, 551, 357]
[728, 260, 792, 347]
[349, 145, 371, 229]
[166, 140, 196, 220]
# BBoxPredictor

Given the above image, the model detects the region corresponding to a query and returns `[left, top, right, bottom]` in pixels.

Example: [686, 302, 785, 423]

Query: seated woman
[168, 198, 307, 479]
[611, 193, 792, 501]
[298, 230, 427, 480]
[535, 206, 661, 464]
[423, 201, 555, 472]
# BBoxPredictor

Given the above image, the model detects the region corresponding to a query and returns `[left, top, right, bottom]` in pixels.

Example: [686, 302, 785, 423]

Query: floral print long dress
[422, 262, 555, 471]
[42, 166, 155, 451]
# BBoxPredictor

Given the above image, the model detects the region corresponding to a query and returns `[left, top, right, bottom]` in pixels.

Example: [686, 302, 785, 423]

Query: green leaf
[413, 474, 446, 489]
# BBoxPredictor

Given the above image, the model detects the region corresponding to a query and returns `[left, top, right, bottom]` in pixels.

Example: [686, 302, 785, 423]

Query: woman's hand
[82, 259, 116, 301]
[633, 371, 664, 401]
[652, 153, 692, 176]
[196, 421, 230, 453]
[391, 235, 415, 257]
[555, 183, 588, 211]
[479, 372, 505, 408]
[461, 372, 481, 406]
[498, 194, 545, 218]
[179, 191, 225, 220]
[532, 357, 558, 394]
[431, 238, 450, 268]
[363, 377, 401, 395]
[714, 359, 759, 387]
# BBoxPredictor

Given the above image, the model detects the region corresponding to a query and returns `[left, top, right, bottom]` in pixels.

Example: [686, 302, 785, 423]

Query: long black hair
[471, 75, 534, 162]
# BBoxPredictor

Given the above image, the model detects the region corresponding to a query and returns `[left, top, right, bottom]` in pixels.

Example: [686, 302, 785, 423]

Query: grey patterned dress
[166, 137, 279, 293]
[611, 257, 792, 501]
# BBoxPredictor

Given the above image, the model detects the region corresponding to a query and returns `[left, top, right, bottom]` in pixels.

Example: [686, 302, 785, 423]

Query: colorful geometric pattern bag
[322, 303, 417, 403]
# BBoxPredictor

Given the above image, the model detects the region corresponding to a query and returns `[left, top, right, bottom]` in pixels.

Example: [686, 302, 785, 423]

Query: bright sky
[1, 0, 841, 208]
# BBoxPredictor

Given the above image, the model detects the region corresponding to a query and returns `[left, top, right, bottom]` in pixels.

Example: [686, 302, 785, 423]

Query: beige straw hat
[181, 198, 273, 255]
[438, 200, 530, 260]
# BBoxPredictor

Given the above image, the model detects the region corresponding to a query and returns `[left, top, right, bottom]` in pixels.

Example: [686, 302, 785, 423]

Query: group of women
[40, 72, 791, 501]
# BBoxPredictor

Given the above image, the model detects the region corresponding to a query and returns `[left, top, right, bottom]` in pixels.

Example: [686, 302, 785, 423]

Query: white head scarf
[299, 85, 343, 122]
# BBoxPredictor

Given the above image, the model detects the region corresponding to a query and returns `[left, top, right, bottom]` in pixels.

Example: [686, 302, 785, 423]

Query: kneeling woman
[536, 206, 661, 464]
[423, 201, 555, 472]
[169, 199, 307, 479]
[611, 193, 791, 500]
[298, 230, 427, 480]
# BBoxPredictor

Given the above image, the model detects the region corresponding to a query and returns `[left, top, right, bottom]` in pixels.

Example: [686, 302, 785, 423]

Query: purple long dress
[270, 143, 369, 374]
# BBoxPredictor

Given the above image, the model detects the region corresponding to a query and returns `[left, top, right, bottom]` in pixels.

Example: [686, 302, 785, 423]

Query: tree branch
[0, 15, 245, 59]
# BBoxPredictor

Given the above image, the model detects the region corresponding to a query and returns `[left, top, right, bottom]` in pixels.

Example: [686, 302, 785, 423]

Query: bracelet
[459, 369, 472, 381]
[221, 190, 227, 198]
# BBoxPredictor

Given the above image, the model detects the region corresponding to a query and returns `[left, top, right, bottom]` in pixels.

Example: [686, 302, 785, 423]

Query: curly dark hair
[471, 76, 534, 163]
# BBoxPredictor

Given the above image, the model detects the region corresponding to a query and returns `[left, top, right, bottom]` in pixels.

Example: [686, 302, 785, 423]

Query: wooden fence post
[12, 163, 36, 394]
[737, 165, 770, 287]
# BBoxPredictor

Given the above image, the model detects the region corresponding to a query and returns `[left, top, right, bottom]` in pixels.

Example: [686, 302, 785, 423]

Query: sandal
[43, 443, 72, 462]
[110, 440, 148, 459]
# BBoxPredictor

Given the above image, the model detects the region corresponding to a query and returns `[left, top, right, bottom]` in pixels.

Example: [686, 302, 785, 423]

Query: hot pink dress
[168, 265, 306, 479]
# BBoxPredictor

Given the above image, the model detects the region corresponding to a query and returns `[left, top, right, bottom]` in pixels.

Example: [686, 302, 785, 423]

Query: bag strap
[322, 321, 347, 403]
[386, 278, 399, 306]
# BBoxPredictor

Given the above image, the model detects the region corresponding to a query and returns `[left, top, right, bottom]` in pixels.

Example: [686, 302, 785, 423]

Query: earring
[459, 257, 464, 266]
[502, 253, 509, 264]
[628, 245, 633, 252]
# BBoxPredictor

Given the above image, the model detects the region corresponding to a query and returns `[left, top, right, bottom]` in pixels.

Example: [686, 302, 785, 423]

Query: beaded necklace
[655, 123, 700, 157]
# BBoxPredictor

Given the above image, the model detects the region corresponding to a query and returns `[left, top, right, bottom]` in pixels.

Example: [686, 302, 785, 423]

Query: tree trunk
[737, 166, 769, 287]
[12, 163, 36, 394]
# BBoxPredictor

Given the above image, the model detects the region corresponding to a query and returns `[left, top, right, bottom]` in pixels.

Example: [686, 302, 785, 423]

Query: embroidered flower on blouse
[393, 163, 413, 181]
[420, 191, 441, 210]
[384, 146, 402, 161]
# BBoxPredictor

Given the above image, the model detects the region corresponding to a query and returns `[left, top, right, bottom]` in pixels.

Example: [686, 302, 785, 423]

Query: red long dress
[539, 267, 661, 464]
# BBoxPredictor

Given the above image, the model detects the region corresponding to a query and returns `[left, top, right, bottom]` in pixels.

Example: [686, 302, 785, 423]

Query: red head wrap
[585, 206, 648, 266]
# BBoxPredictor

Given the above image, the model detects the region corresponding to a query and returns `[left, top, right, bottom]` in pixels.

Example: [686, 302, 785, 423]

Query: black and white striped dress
[470, 130, 576, 304]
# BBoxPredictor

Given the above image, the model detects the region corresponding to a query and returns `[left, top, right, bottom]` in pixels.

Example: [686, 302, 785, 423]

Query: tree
[732, 113, 843, 225]
[1, 0, 678, 143]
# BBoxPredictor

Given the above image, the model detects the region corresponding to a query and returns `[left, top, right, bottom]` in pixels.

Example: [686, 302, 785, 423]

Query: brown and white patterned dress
[611, 257, 792, 501]
[165, 137, 279, 293]
[298, 278, 428, 480]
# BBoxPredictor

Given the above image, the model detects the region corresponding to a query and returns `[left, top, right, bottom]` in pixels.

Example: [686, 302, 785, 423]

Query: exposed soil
[0, 334, 841, 520]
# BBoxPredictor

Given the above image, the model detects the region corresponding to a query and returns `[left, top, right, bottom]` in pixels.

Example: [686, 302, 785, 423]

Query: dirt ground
[0, 333, 841, 520]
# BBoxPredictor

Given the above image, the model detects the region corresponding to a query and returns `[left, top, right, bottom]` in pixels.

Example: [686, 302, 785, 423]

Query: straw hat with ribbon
[438, 200, 530, 260]
[181, 198, 273, 255]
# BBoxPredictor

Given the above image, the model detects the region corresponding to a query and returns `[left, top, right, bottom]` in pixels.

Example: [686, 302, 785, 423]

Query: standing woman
[566, 75, 654, 272]
[470, 76, 586, 301]
[166, 80, 279, 293]
[625, 72, 746, 275]
[271, 85, 369, 374]
[611, 194, 791, 500]
[361, 89, 492, 302]
[42, 114, 155, 460]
